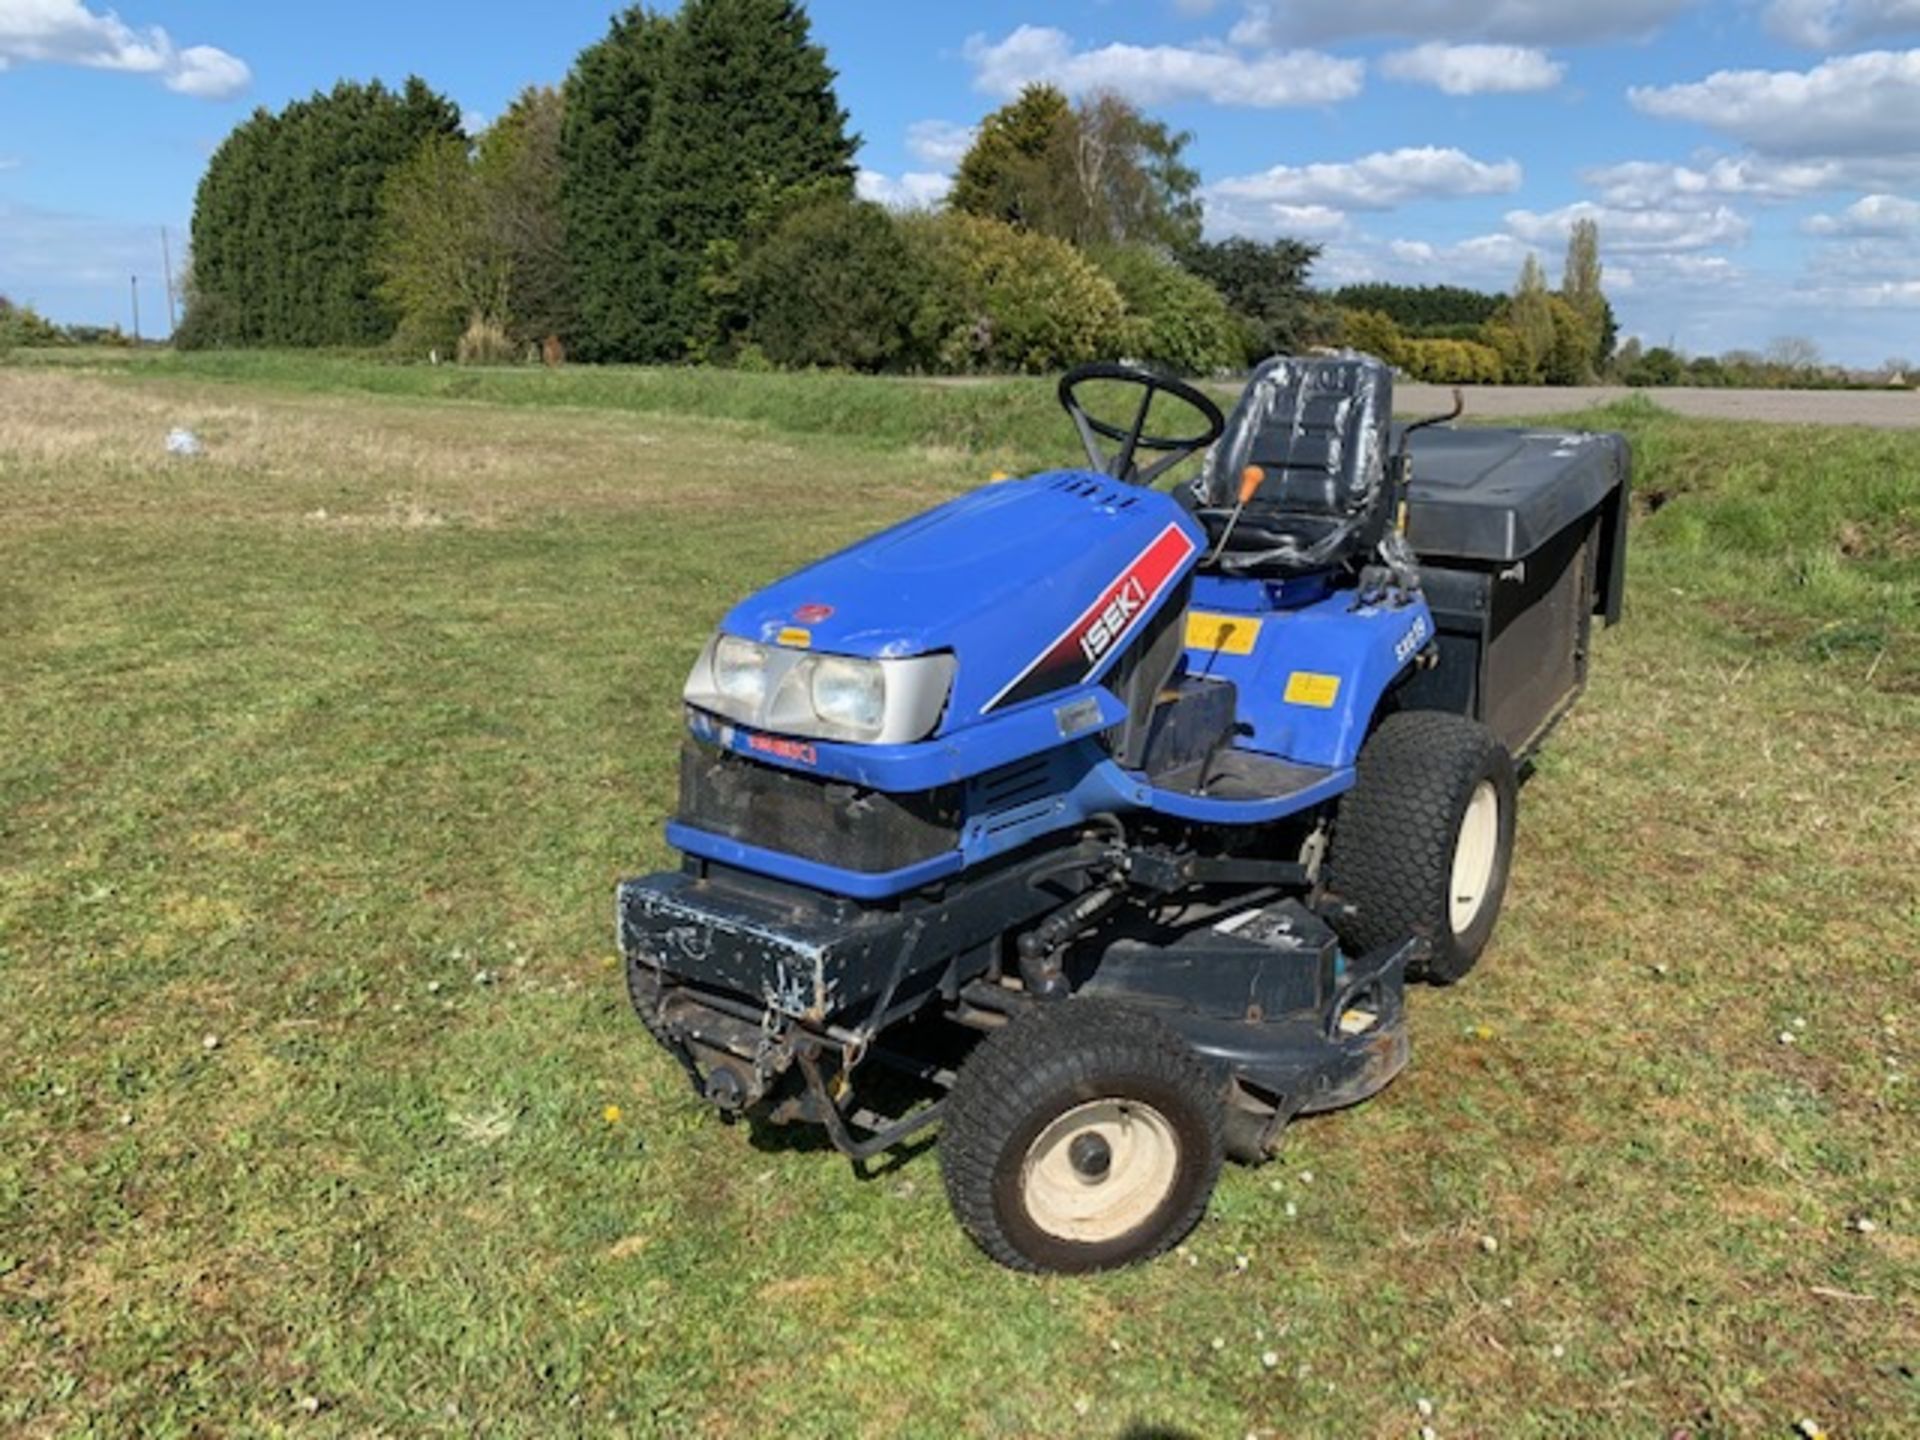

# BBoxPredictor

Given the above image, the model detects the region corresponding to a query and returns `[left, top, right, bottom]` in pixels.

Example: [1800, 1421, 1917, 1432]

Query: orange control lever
[1238, 465, 1267, 505]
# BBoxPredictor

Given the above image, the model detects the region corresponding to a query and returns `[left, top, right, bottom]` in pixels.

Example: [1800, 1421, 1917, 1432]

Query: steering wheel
[1058, 361, 1226, 487]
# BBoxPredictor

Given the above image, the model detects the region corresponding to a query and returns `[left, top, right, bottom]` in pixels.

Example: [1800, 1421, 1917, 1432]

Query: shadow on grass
[742, 1082, 942, 1180]
[743, 1111, 939, 1179]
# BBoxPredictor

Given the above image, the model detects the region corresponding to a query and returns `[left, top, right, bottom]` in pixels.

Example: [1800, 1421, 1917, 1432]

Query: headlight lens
[808, 656, 885, 736]
[712, 636, 769, 707]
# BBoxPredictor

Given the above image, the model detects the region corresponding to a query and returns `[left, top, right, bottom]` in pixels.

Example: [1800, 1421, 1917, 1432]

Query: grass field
[2, 354, 1916, 1438]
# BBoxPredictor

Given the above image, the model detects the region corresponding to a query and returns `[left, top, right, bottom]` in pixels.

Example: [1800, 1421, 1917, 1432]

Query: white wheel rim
[1450, 779, 1502, 934]
[1019, 1099, 1180, 1244]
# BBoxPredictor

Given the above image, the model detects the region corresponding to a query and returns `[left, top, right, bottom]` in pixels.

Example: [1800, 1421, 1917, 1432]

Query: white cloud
[1582, 155, 1847, 208]
[0, 0, 250, 99]
[1331, 231, 1751, 304]
[460, 108, 488, 136]
[1630, 50, 1920, 157]
[855, 169, 952, 210]
[1505, 200, 1751, 251]
[165, 43, 248, 99]
[1810, 278, 1920, 305]
[1763, 0, 1920, 49]
[0, 197, 175, 292]
[1317, 232, 1534, 290]
[1210, 146, 1522, 210]
[906, 120, 975, 169]
[1804, 192, 1920, 235]
[1380, 43, 1565, 94]
[963, 25, 1364, 108]
[1229, 0, 1695, 46]
[1236, 201, 1359, 238]
[1205, 149, 1520, 239]
[1613, 252, 1746, 286]
[1795, 234, 1920, 307]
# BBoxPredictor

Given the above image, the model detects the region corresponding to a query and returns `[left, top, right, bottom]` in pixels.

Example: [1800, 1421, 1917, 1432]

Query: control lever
[1207, 465, 1269, 565]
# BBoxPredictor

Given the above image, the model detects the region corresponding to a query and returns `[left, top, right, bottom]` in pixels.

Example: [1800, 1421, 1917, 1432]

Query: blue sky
[2, 0, 1917, 364]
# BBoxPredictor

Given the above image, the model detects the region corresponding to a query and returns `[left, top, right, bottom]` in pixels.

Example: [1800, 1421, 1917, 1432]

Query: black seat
[1193, 355, 1395, 576]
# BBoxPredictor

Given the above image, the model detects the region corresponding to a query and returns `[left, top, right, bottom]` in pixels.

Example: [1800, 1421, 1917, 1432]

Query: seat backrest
[1202, 355, 1393, 521]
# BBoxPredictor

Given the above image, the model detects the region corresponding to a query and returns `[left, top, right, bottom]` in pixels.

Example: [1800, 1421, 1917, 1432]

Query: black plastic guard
[1083, 919, 1416, 1122]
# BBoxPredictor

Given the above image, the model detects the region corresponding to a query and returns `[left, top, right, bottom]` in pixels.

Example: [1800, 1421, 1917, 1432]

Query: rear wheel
[941, 1001, 1224, 1273]
[1327, 711, 1517, 984]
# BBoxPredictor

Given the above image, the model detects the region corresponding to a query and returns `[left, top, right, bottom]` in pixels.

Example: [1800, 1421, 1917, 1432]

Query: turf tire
[1326, 710, 1517, 985]
[940, 1000, 1224, 1274]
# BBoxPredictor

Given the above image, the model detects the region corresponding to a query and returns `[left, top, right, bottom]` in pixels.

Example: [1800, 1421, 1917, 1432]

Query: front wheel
[940, 1001, 1224, 1273]
[1327, 711, 1518, 984]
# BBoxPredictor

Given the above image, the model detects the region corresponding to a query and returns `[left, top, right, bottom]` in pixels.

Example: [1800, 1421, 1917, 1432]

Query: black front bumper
[619, 842, 1107, 1031]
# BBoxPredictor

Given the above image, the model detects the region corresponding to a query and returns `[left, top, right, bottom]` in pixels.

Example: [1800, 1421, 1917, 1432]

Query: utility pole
[131, 275, 141, 344]
[160, 227, 178, 334]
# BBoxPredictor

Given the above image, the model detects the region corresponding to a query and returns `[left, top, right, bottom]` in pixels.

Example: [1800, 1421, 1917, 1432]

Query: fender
[1184, 575, 1433, 770]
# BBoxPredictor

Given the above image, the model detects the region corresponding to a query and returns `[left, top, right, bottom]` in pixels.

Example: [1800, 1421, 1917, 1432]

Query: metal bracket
[795, 1044, 946, 1164]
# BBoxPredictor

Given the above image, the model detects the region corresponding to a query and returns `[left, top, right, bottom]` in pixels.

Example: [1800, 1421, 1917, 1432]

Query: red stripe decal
[986, 523, 1196, 712]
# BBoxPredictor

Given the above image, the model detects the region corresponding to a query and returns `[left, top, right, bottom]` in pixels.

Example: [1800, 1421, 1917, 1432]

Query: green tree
[1557, 218, 1613, 379]
[1093, 246, 1238, 375]
[478, 87, 572, 349]
[642, 0, 857, 359]
[181, 78, 460, 348]
[951, 87, 1202, 250]
[1480, 317, 1527, 383]
[1560, 219, 1603, 310]
[1399, 337, 1503, 384]
[374, 134, 504, 354]
[900, 212, 1125, 373]
[560, 7, 675, 362]
[739, 197, 924, 370]
[1542, 295, 1599, 386]
[1500, 253, 1555, 383]
[0, 295, 65, 349]
[1329, 283, 1503, 332]
[1061, 94, 1202, 249]
[374, 87, 573, 358]
[1179, 236, 1325, 361]
[949, 84, 1070, 226]
[1625, 346, 1684, 387]
[1337, 308, 1405, 368]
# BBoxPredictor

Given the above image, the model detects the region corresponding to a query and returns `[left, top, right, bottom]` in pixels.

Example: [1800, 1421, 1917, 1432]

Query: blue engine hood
[722, 471, 1205, 727]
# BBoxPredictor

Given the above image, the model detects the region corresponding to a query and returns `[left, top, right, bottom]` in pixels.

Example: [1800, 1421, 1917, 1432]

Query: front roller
[939, 1000, 1226, 1274]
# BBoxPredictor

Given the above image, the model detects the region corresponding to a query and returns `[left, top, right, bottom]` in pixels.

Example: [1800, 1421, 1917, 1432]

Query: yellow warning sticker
[775, 626, 812, 649]
[1285, 671, 1342, 708]
[1185, 611, 1261, 657]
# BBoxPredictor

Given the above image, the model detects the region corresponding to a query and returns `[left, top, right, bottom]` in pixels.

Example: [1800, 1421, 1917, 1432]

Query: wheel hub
[1020, 1100, 1180, 1244]
[1450, 779, 1501, 934]
[1068, 1132, 1113, 1181]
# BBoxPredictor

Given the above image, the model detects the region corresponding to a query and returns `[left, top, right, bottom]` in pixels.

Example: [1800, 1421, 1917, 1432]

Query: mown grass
[1, 355, 1915, 1438]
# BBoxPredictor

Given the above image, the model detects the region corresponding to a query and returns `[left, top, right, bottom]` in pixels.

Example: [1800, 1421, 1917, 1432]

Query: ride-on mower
[618, 356, 1629, 1272]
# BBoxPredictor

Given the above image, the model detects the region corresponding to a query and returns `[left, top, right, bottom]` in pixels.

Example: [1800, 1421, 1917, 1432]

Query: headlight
[808, 657, 885, 737]
[685, 634, 954, 745]
[712, 636, 769, 707]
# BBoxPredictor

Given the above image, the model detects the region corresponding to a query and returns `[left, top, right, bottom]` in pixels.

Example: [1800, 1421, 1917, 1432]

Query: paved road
[1394, 383, 1920, 428]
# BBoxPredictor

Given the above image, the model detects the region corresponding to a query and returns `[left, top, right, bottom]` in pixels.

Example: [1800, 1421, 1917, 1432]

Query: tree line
[1331, 225, 1618, 386]
[156, 0, 1893, 388]
[177, 0, 1324, 375]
